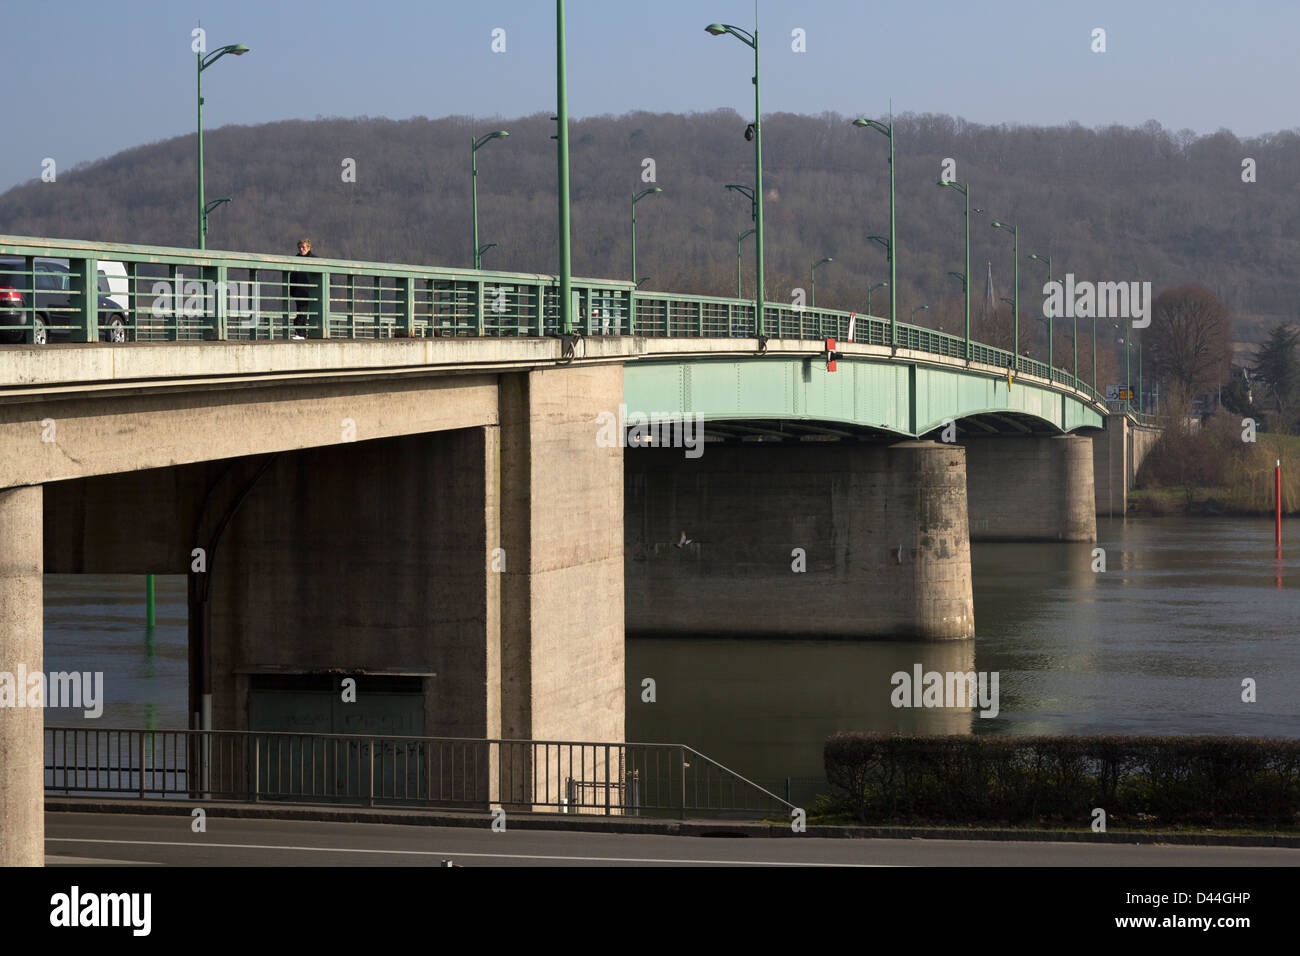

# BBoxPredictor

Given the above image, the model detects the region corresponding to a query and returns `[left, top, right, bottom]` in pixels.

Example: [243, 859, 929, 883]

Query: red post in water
[1277, 459, 1282, 547]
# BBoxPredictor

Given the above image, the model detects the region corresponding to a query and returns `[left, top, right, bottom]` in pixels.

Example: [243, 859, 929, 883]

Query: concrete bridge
[0, 235, 1158, 863]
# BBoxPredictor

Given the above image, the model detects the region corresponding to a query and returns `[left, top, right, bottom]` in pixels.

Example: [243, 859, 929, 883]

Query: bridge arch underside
[621, 355, 1104, 441]
[621, 359, 1100, 643]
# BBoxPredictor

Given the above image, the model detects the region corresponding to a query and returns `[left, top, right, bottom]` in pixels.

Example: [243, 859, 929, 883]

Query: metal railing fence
[45, 726, 795, 820]
[0, 234, 1105, 406]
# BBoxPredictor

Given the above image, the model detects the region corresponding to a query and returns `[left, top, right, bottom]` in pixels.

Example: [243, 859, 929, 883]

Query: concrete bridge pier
[964, 435, 1097, 542]
[625, 439, 974, 641]
[0, 485, 42, 866]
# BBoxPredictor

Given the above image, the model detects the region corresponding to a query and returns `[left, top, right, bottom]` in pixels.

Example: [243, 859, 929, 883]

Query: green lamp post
[472, 130, 509, 269]
[197, 41, 248, 249]
[991, 220, 1020, 370]
[811, 256, 833, 310]
[911, 304, 930, 323]
[1113, 321, 1133, 411]
[707, 19, 765, 337]
[937, 180, 972, 361]
[1028, 252, 1053, 374]
[852, 115, 896, 348]
[632, 186, 663, 284]
[556, 0, 573, 333]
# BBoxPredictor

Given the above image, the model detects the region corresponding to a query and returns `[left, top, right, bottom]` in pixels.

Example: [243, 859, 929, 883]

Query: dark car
[0, 257, 129, 344]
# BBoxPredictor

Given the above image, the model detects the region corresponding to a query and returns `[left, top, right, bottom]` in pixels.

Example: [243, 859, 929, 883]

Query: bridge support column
[0, 485, 43, 866]
[498, 365, 625, 744]
[625, 440, 973, 640]
[964, 435, 1096, 541]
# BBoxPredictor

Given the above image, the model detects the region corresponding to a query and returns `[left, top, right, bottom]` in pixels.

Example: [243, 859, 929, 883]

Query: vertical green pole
[963, 186, 970, 361]
[1047, 257, 1053, 375]
[197, 52, 205, 250]
[1012, 229, 1019, 371]
[472, 138, 479, 270]
[753, 23, 764, 338]
[1074, 279, 1079, 385]
[557, 0, 573, 335]
[1138, 334, 1143, 414]
[1125, 323, 1132, 412]
[146, 574, 156, 627]
[631, 195, 637, 284]
[1092, 316, 1098, 396]
[888, 111, 896, 349]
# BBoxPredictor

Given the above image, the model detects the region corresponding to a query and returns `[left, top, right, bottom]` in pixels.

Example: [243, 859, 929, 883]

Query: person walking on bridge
[289, 237, 317, 339]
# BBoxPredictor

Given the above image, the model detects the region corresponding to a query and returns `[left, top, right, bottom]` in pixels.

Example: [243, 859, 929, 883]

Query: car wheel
[32, 314, 47, 346]
[103, 314, 126, 343]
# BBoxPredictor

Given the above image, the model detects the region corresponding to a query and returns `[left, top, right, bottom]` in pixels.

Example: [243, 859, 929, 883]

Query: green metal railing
[0, 234, 1107, 407]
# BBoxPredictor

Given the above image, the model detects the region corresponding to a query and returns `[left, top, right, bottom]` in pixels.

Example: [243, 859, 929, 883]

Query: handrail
[44, 725, 797, 820]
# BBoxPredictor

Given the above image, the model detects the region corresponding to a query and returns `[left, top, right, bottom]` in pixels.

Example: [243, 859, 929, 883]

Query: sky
[6, 0, 1298, 194]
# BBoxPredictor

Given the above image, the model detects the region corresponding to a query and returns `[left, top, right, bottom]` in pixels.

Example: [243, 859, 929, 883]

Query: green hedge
[824, 733, 1300, 828]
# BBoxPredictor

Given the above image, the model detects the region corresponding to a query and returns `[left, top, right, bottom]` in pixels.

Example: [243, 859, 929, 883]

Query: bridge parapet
[0, 234, 1105, 405]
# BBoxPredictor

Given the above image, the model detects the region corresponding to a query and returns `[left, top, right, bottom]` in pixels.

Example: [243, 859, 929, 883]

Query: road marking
[47, 837, 887, 867]
[46, 854, 164, 866]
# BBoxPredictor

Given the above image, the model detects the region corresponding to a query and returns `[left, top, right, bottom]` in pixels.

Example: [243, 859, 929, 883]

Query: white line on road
[47, 837, 888, 867]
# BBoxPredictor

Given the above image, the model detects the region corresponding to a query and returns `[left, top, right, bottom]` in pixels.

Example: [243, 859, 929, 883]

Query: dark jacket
[290, 250, 317, 301]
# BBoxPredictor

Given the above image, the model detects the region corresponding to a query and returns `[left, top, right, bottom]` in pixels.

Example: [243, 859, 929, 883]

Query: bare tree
[1146, 285, 1233, 412]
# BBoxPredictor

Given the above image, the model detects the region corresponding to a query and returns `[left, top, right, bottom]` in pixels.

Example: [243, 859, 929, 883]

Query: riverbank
[1131, 427, 1299, 516]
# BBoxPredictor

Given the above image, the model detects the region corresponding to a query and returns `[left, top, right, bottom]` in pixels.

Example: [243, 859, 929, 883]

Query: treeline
[3, 110, 1297, 368]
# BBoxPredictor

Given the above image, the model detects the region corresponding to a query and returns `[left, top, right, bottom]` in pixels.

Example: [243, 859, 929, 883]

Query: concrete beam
[2, 375, 500, 489]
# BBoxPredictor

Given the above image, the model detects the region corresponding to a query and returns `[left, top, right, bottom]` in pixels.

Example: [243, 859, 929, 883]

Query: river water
[42, 517, 1298, 806]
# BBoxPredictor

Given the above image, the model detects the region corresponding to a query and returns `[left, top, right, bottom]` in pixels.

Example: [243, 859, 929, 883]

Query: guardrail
[45, 726, 796, 821]
[0, 234, 1104, 406]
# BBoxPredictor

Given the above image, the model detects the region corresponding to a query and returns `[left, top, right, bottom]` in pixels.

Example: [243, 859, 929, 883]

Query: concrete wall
[203, 430, 499, 740]
[1092, 414, 1162, 516]
[625, 440, 973, 641]
[965, 435, 1097, 541]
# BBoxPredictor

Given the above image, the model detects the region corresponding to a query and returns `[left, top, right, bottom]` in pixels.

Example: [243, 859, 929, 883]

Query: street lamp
[911, 304, 930, 322]
[811, 256, 833, 310]
[1112, 321, 1133, 411]
[853, 115, 897, 348]
[736, 227, 756, 297]
[866, 281, 887, 318]
[1027, 252, 1054, 375]
[938, 180, 973, 361]
[477, 242, 498, 265]
[707, 19, 765, 337]
[991, 220, 1020, 370]
[636, 276, 653, 290]
[197, 41, 248, 249]
[632, 186, 663, 285]
[472, 130, 509, 269]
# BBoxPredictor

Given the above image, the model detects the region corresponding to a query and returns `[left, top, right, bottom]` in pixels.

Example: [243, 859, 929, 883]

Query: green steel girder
[622, 356, 1104, 438]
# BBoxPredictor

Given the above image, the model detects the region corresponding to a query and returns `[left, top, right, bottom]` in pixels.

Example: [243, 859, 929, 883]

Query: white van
[97, 260, 128, 312]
